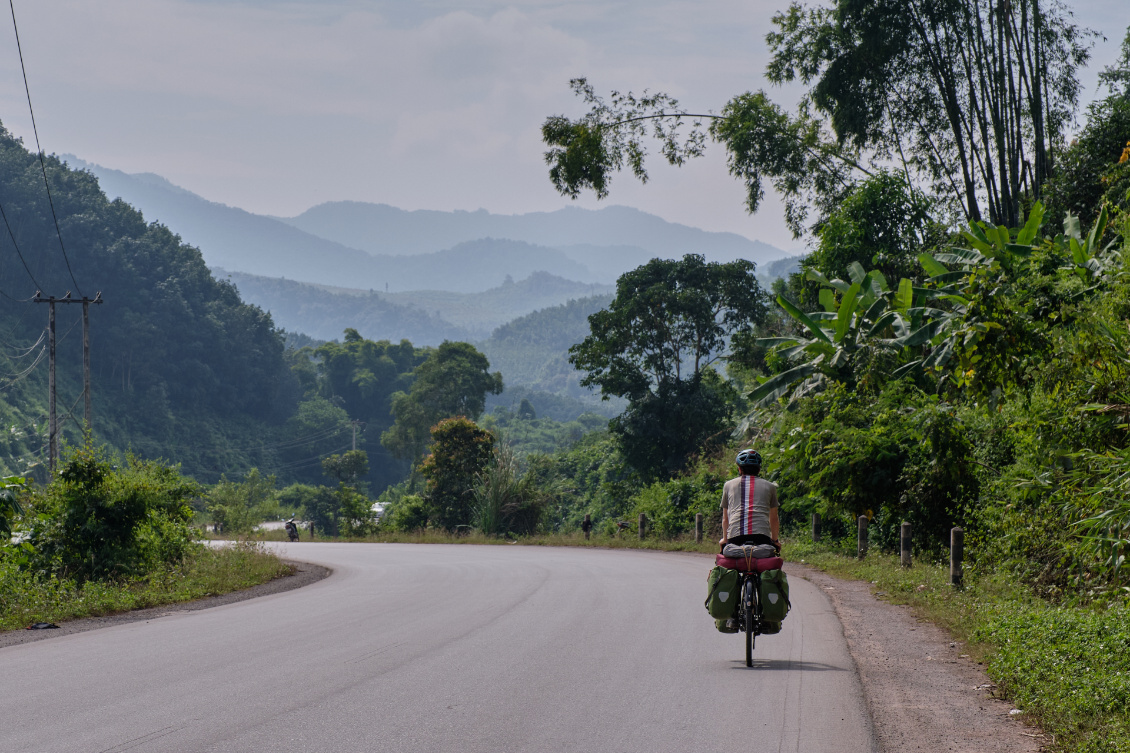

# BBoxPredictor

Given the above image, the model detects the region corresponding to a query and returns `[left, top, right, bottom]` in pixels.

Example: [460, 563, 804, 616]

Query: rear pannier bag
[705, 565, 740, 619]
[758, 569, 790, 623]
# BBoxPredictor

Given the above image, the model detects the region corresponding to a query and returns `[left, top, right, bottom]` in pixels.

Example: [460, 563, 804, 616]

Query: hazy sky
[0, 0, 1126, 252]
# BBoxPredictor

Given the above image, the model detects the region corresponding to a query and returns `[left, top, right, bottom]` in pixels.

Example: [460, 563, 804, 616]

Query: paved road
[3, 544, 876, 752]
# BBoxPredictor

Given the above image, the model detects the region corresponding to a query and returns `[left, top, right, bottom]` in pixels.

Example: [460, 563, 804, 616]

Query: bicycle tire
[744, 578, 755, 667]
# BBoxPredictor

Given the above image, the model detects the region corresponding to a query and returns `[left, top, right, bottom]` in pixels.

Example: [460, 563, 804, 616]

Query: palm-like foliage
[749, 262, 915, 405]
[749, 201, 1109, 405]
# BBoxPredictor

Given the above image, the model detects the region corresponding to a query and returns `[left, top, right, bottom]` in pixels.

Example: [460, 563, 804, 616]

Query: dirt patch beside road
[0, 560, 331, 649]
[792, 563, 1044, 752]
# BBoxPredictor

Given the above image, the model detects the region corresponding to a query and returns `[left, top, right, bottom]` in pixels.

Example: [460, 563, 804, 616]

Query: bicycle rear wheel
[743, 578, 755, 667]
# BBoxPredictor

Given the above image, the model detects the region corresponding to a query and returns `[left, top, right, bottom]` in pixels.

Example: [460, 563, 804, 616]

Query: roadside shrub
[629, 464, 726, 539]
[206, 468, 280, 534]
[383, 494, 430, 532]
[768, 380, 978, 552]
[26, 443, 201, 581]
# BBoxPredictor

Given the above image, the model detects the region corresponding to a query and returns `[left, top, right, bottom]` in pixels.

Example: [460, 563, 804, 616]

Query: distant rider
[719, 450, 780, 557]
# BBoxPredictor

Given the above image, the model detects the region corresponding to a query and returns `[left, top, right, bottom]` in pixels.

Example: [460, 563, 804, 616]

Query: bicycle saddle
[715, 554, 784, 572]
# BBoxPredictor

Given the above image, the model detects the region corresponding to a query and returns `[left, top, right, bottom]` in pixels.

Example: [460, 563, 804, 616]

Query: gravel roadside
[0, 560, 331, 650]
[792, 563, 1045, 753]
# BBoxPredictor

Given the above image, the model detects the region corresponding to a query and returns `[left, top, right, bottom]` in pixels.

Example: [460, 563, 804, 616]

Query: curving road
[2, 544, 876, 752]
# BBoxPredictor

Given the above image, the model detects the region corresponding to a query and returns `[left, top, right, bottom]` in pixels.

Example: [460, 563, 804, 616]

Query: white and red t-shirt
[720, 475, 779, 541]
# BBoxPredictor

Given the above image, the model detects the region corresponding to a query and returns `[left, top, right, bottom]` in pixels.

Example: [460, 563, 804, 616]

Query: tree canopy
[542, 0, 1095, 233]
[570, 254, 768, 478]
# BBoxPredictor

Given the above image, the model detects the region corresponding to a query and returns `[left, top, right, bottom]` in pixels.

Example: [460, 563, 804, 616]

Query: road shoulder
[792, 563, 1044, 753]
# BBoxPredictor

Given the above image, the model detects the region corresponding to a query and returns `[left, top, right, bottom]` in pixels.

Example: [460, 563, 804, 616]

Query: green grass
[0, 542, 292, 632]
[786, 537, 1130, 753]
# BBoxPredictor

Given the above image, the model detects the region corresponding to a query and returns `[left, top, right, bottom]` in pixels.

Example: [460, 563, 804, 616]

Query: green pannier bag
[705, 565, 740, 619]
[759, 569, 790, 623]
[714, 618, 739, 633]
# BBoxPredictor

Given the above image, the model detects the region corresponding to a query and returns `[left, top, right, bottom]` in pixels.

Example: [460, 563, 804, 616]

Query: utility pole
[351, 420, 360, 451]
[34, 291, 103, 472]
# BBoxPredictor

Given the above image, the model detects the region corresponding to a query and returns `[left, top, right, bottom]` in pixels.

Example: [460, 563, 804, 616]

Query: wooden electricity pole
[34, 291, 103, 472]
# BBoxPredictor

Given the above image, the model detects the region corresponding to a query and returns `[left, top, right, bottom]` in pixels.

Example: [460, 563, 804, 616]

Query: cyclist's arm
[720, 507, 729, 547]
[770, 507, 780, 544]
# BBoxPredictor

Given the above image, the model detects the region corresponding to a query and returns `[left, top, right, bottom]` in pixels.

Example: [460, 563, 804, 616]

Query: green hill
[0, 122, 296, 482]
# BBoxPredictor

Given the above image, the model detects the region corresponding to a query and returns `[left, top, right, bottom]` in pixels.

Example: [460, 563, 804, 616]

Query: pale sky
[0, 0, 1126, 253]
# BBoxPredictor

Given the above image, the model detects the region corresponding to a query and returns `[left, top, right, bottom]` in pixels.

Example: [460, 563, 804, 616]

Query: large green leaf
[935, 247, 988, 265]
[846, 262, 867, 285]
[1064, 213, 1082, 241]
[928, 270, 967, 286]
[776, 295, 832, 344]
[818, 287, 837, 313]
[893, 278, 913, 312]
[1015, 201, 1045, 246]
[747, 363, 817, 406]
[1084, 204, 1109, 257]
[805, 269, 851, 294]
[898, 318, 946, 347]
[868, 310, 904, 337]
[834, 283, 861, 343]
[862, 297, 887, 326]
[918, 253, 950, 277]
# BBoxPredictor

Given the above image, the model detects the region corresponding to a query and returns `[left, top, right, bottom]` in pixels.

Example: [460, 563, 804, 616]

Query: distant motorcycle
[284, 520, 300, 542]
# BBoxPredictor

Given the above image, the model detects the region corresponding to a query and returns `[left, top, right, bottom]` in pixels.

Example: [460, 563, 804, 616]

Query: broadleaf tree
[569, 254, 769, 479]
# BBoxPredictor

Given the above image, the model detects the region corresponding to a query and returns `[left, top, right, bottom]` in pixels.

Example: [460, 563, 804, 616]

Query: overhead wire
[0, 328, 44, 358]
[7, 0, 83, 296]
[0, 200, 44, 291]
[0, 344, 44, 388]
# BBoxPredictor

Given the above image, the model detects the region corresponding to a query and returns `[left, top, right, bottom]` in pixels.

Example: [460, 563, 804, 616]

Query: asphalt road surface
[3, 544, 876, 752]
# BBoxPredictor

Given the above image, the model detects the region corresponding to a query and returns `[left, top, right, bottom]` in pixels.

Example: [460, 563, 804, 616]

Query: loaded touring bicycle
[707, 534, 790, 667]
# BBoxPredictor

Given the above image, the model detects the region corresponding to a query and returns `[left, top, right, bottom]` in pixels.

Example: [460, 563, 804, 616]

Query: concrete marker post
[583, 513, 591, 541]
[857, 515, 868, 559]
[812, 512, 822, 543]
[695, 513, 703, 544]
[901, 521, 912, 568]
[638, 513, 646, 540]
[951, 527, 964, 587]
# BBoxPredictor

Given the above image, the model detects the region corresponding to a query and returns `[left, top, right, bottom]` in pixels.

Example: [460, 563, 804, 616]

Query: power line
[8, 0, 83, 296]
[0, 344, 44, 388]
[0, 200, 44, 290]
[0, 328, 44, 358]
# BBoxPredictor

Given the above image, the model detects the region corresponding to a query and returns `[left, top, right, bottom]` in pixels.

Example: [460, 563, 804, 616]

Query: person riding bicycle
[719, 449, 780, 559]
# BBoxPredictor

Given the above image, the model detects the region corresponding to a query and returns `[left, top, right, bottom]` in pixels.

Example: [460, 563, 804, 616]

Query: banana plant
[748, 262, 915, 406]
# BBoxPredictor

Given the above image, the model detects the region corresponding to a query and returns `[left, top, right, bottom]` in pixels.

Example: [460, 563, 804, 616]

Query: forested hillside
[0, 123, 294, 481]
[478, 294, 613, 395]
[0, 123, 510, 496]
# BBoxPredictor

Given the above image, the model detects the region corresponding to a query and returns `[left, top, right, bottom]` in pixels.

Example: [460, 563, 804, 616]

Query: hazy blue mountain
[225, 269, 613, 343]
[69, 158, 787, 290]
[281, 201, 786, 266]
[221, 270, 473, 345]
[764, 254, 805, 279]
[382, 272, 613, 336]
[66, 158, 379, 286]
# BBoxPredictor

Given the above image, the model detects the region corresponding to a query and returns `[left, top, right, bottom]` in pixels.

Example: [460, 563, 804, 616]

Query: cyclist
[719, 449, 780, 558]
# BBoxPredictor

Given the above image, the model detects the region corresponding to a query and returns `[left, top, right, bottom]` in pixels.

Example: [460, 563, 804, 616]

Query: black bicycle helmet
[735, 449, 762, 468]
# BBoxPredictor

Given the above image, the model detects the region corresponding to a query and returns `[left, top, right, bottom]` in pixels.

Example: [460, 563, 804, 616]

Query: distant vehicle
[284, 519, 300, 542]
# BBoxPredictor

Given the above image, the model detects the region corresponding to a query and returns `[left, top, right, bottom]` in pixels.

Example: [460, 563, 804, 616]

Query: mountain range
[67, 157, 788, 294]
